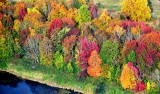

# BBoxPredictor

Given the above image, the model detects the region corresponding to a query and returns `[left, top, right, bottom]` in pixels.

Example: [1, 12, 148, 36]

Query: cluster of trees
[0, 0, 159, 92]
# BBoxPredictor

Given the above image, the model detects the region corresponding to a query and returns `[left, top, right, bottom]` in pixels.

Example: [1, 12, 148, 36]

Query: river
[0, 71, 82, 94]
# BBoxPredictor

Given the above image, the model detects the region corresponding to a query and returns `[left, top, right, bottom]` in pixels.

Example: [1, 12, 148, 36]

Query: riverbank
[0, 59, 132, 94]
[0, 60, 85, 94]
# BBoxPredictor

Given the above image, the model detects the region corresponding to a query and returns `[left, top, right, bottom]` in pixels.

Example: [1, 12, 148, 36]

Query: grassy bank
[0, 58, 133, 94]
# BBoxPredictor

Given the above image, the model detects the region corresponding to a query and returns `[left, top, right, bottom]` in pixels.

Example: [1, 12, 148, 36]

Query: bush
[121, 0, 151, 21]
[54, 51, 64, 69]
[99, 40, 119, 65]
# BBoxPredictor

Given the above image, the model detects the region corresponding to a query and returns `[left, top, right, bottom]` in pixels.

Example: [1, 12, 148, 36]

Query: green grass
[0, 58, 134, 94]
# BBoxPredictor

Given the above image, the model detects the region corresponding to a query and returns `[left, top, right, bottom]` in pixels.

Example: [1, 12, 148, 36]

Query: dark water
[0, 71, 82, 94]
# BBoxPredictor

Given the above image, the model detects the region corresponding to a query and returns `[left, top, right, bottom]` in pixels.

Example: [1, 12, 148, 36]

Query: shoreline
[0, 69, 84, 94]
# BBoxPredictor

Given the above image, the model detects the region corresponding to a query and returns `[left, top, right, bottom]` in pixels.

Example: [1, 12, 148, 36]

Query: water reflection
[0, 81, 33, 94]
[0, 71, 81, 94]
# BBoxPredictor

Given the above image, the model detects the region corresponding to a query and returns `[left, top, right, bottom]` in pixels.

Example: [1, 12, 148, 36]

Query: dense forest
[0, 0, 160, 94]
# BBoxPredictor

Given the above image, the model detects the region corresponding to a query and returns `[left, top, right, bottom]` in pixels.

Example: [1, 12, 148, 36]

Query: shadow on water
[0, 71, 82, 94]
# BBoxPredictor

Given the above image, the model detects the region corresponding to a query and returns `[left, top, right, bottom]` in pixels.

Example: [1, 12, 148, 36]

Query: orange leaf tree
[87, 50, 102, 76]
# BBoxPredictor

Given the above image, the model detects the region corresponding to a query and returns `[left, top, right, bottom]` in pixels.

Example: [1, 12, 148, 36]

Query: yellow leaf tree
[121, 0, 151, 21]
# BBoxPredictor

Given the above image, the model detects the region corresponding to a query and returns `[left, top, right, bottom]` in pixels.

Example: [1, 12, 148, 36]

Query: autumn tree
[39, 37, 53, 66]
[78, 38, 99, 77]
[121, 0, 151, 21]
[87, 50, 102, 76]
[62, 35, 77, 63]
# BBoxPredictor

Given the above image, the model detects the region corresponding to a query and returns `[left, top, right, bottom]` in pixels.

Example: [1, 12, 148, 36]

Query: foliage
[122, 32, 160, 77]
[54, 51, 64, 69]
[48, 18, 63, 38]
[92, 11, 111, 31]
[89, 5, 97, 19]
[87, 50, 102, 76]
[93, 30, 109, 47]
[39, 37, 53, 66]
[61, 17, 75, 28]
[22, 11, 44, 33]
[120, 62, 144, 90]
[121, 0, 151, 21]
[99, 40, 119, 65]
[34, 0, 52, 17]
[69, 0, 82, 9]
[124, 50, 136, 64]
[66, 8, 79, 22]
[13, 2, 26, 18]
[65, 28, 80, 37]
[66, 62, 74, 72]
[48, 2, 67, 21]
[50, 27, 70, 52]
[24, 35, 42, 64]
[0, 37, 8, 59]
[13, 19, 21, 32]
[78, 5, 91, 23]
[1, 1, 160, 93]
[78, 38, 99, 77]
[62, 35, 77, 63]
[19, 28, 30, 46]
[18, 8, 27, 21]
[27, 7, 40, 14]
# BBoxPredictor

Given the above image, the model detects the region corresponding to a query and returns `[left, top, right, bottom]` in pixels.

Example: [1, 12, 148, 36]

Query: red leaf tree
[48, 18, 63, 38]
[78, 38, 99, 77]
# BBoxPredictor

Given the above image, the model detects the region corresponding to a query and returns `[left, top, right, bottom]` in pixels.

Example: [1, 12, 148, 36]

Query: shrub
[121, 0, 151, 21]
[99, 40, 119, 65]
[66, 62, 74, 72]
[78, 5, 91, 23]
[54, 51, 64, 69]
[39, 37, 53, 66]
[87, 50, 102, 76]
